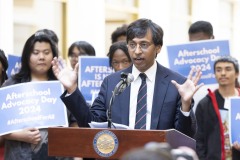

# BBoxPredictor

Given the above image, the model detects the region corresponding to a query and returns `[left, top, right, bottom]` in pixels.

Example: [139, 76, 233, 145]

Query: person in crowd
[0, 49, 8, 86]
[52, 18, 203, 139]
[37, 29, 59, 46]
[1, 31, 74, 160]
[121, 142, 199, 160]
[107, 41, 132, 72]
[120, 146, 173, 160]
[0, 49, 8, 160]
[111, 24, 128, 43]
[195, 56, 240, 159]
[188, 20, 216, 115]
[68, 41, 95, 69]
[188, 20, 214, 41]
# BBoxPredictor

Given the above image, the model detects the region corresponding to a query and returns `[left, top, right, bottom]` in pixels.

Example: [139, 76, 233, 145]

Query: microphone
[108, 72, 134, 128]
[114, 73, 134, 95]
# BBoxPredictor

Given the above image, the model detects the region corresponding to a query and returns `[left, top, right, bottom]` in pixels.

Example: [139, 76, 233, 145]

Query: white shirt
[128, 61, 190, 130]
[129, 61, 157, 130]
[224, 95, 239, 110]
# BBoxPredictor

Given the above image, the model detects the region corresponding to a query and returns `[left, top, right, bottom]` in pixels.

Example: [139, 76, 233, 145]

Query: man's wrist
[67, 84, 78, 94]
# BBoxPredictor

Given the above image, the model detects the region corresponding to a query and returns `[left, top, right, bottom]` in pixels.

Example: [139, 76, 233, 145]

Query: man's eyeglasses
[127, 42, 153, 51]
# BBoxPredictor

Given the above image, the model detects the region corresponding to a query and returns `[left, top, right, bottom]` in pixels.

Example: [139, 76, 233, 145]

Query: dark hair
[121, 147, 173, 160]
[127, 18, 164, 46]
[68, 41, 95, 57]
[188, 21, 213, 37]
[12, 31, 58, 83]
[214, 55, 239, 88]
[37, 29, 59, 45]
[111, 24, 128, 43]
[107, 41, 131, 67]
[0, 49, 8, 86]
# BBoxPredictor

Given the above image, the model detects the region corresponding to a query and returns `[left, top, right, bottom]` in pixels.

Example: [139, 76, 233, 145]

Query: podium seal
[93, 130, 119, 157]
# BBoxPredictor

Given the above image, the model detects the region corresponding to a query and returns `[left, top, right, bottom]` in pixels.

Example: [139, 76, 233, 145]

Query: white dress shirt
[129, 61, 157, 130]
[128, 61, 190, 130]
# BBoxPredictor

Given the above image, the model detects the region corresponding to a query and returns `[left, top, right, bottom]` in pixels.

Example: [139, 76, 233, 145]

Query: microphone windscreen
[127, 73, 134, 83]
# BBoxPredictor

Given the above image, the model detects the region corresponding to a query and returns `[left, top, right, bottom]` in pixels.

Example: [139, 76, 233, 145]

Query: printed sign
[229, 98, 240, 145]
[78, 57, 114, 104]
[167, 40, 230, 85]
[0, 81, 68, 136]
[7, 54, 21, 77]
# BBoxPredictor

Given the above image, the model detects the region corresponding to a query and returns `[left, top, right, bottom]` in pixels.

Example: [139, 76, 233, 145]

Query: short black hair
[188, 21, 213, 37]
[107, 41, 131, 67]
[121, 147, 173, 160]
[68, 41, 95, 57]
[214, 56, 239, 73]
[127, 18, 164, 46]
[111, 24, 128, 43]
[214, 55, 239, 87]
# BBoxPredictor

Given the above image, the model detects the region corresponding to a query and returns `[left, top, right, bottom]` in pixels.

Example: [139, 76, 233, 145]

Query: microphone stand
[107, 73, 128, 129]
[107, 92, 115, 129]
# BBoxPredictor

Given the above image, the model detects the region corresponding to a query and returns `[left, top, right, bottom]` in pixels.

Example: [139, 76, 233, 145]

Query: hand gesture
[4, 128, 41, 145]
[171, 67, 204, 111]
[52, 57, 78, 93]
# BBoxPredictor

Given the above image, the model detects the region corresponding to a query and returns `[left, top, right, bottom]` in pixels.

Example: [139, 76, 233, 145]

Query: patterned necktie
[135, 73, 147, 129]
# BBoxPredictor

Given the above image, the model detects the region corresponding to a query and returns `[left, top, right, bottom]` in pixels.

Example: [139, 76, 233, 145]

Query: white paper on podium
[89, 121, 130, 129]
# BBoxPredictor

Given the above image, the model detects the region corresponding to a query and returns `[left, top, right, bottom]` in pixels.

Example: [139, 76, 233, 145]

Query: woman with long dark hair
[2, 31, 68, 160]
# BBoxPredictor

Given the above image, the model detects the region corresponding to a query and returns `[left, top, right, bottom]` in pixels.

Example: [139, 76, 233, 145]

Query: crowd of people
[0, 18, 239, 160]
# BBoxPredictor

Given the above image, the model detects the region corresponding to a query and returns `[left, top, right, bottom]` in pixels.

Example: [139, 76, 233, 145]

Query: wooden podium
[48, 127, 195, 159]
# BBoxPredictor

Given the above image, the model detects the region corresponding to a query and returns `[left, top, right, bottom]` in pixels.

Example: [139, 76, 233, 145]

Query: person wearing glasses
[107, 41, 132, 72]
[68, 41, 95, 69]
[52, 18, 203, 138]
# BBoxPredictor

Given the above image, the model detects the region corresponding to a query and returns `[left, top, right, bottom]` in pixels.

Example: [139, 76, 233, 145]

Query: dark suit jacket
[61, 62, 197, 137]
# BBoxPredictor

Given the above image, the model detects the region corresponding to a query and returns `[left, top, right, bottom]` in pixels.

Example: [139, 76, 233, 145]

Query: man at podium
[52, 18, 203, 138]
